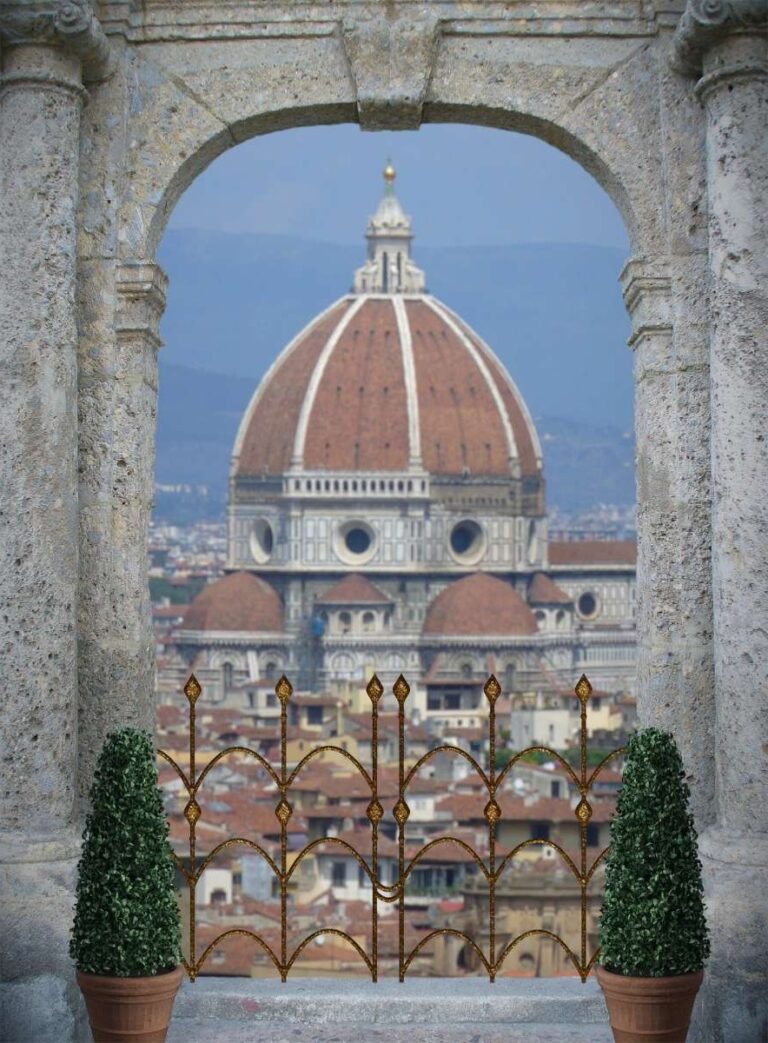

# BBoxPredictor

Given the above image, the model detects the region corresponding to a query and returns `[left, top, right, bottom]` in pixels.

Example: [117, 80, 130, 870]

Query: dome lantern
[353, 163, 426, 295]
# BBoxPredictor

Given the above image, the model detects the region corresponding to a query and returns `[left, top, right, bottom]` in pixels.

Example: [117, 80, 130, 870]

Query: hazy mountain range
[155, 229, 635, 518]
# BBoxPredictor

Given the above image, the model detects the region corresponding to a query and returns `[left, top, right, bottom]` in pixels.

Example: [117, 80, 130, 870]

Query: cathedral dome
[423, 574, 538, 637]
[232, 167, 542, 485]
[179, 572, 283, 633]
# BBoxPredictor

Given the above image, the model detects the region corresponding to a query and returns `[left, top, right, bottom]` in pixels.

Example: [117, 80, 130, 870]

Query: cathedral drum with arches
[175, 168, 636, 714]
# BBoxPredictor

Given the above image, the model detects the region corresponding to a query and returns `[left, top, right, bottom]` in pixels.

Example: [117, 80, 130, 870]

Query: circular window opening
[336, 520, 377, 564]
[345, 527, 371, 555]
[250, 518, 274, 564]
[578, 592, 598, 619]
[448, 520, 486, 563]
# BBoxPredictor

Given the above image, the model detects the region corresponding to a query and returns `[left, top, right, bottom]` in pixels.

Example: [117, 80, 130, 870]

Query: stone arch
[82, 27, 673, 785]
[123, 78, 655, 266]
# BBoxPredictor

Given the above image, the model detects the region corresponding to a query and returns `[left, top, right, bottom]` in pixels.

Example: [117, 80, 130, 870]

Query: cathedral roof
[179, 572, 283, 633]
[528, 572, 572, 604]
[232, 295, 541, 480]
[549, 540, 637, 566]
[423, 574, 538, 637]
[316, 574, 391, 606]
[231, 166, 542, 484]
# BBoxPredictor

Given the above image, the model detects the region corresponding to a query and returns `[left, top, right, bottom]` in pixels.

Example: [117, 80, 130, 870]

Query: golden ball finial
[383, 161, 396, 185]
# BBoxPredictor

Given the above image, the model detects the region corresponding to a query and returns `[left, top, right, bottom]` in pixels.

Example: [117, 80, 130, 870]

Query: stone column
[77, 261, 167, 800]
[0, 5, 112, 1041]
[672, 5, 768, 1041]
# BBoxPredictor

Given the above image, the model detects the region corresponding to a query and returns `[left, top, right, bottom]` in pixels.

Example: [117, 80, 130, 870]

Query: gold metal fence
[158, 672, 622, 983]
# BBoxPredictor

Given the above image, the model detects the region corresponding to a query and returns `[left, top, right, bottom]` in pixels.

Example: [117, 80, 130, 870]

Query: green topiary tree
[599, 728, 709, 977]
[70, 728, 181, 976]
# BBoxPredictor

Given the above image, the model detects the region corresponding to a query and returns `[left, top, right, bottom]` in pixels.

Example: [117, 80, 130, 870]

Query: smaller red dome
[179, 572, 283, 633]
[423, 574, 538, 637]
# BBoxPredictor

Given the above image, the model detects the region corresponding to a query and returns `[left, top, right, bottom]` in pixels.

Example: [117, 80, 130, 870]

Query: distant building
[168, 166, 636, 721]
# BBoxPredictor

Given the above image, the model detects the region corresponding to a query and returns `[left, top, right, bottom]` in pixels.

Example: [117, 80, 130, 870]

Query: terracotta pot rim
[76, 965, 184, 989]
[595, 964, 704, 989]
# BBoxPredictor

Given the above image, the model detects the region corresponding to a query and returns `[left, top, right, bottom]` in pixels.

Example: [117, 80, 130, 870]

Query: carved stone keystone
[342, 14, 440, 130]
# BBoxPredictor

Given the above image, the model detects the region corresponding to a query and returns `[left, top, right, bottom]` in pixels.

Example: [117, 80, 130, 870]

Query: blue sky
[169, 123, 629, 250]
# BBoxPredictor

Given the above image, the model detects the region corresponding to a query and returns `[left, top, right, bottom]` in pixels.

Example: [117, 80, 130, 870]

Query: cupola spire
[353, 163, 426, 295]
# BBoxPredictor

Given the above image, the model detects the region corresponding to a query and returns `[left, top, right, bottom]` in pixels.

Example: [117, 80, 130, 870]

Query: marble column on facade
[76, 260, 167, 804]
[0, 5, 112, 1041]
[672, 4, 768, 1041]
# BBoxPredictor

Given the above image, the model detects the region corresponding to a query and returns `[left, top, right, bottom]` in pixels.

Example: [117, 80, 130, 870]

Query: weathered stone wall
[1, 2, 766, 1041]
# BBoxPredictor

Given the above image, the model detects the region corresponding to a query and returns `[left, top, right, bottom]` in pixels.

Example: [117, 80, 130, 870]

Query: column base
[0, 829, 88, 1043]
[690, 828, 768, 1043]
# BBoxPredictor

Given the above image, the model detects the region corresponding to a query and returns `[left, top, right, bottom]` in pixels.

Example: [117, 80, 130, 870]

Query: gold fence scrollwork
[158, 672, 622, 982]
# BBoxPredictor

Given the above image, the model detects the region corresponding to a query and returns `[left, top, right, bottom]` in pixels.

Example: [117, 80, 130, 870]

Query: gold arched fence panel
[158, 671, 623, 982]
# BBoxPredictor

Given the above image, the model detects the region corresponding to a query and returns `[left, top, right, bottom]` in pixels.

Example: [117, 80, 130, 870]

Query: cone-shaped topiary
[599, 728, 709, 977]
[70, 728, 181, 976]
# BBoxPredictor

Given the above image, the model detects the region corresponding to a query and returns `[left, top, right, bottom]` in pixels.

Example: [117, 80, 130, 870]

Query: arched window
[362, 611, 375, 633]
[339, 611, 352, 634]
[221, 662, 233, 694]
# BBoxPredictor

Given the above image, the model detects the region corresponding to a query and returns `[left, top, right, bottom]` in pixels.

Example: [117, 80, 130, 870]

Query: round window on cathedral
[577, 591, 599, 619]
[448, 519, 486, 564]
[345, 527, 371, 554]
[335, 520, 377, 564]
[250, 518, 274, 564]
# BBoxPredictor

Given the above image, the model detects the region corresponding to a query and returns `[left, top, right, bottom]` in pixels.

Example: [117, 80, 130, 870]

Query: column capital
[671, 1, 768, 77]
[0, 0, 114, 83]
[115, 260, 168, 350]
[619, 257, 673, 349]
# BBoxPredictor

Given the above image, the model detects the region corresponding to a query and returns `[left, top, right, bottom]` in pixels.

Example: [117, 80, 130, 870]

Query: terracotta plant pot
[595, 964, 704, 1043]
[76, 966, 184, 1043]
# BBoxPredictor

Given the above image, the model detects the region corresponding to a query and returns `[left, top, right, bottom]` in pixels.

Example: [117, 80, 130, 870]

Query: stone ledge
[167, 1018, 613, 1042]
[172, 976, 610, 1026]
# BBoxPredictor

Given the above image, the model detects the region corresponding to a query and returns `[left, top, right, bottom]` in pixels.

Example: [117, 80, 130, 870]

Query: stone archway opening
[148, 116, 634, 984]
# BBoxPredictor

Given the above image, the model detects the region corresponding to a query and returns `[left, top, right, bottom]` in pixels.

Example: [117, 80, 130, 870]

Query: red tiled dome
[423, 574, 538, 637]
[232, 295, 541, 480]
[179, 572, 283, 633]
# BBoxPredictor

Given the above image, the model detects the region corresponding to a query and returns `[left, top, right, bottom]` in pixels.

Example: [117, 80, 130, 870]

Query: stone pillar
[621, 266, 680, 705]
[77, 261, 167, 800]
[0, 6, 112, 1041]
[623, 253, 717, 829]
[672, 5, 768, 1041]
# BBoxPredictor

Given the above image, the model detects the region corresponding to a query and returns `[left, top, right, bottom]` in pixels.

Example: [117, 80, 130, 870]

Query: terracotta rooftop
[316, 574, 391, 605]
[436, 793, 616, 824]
[423, 574, 538, 637]
[179, 572, 283, 633]
[528, 573, 573, 604]
[548, 540, 637, 566]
